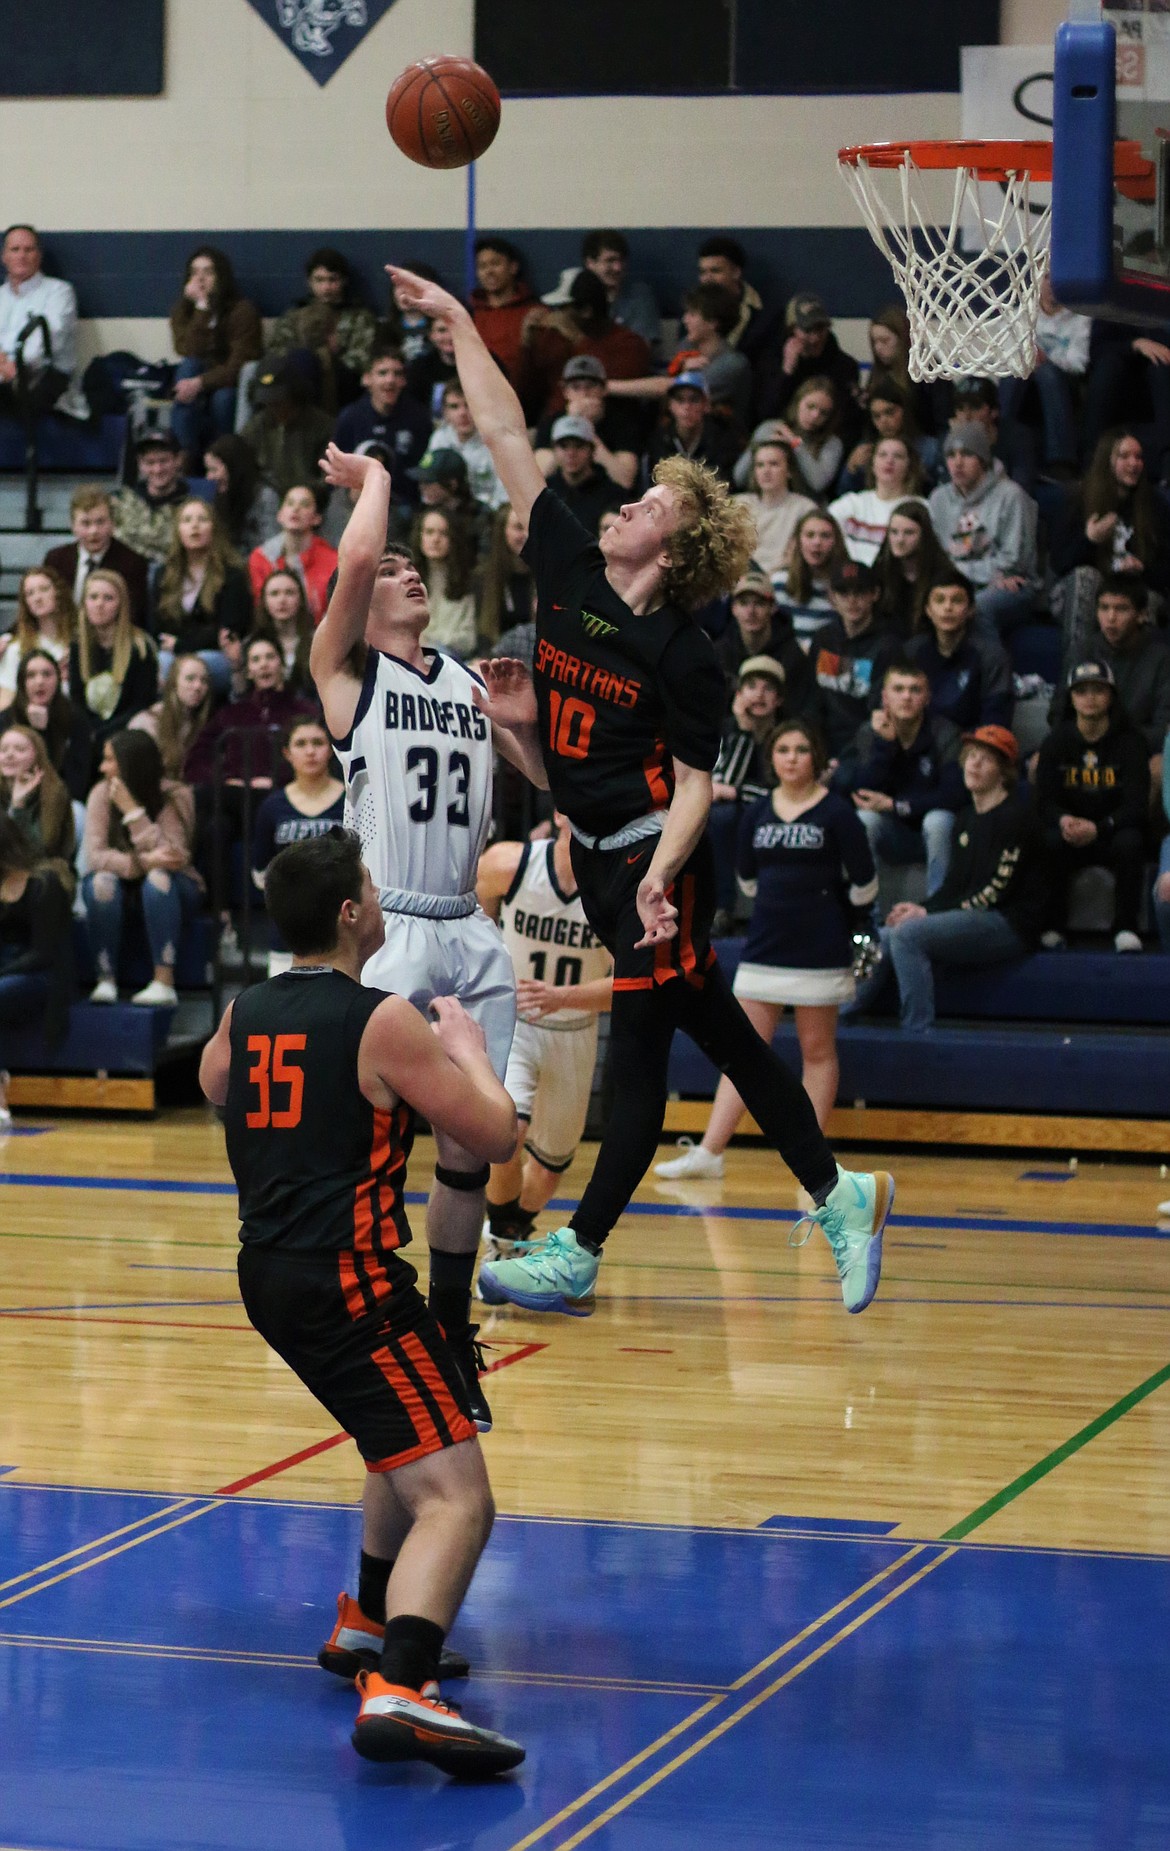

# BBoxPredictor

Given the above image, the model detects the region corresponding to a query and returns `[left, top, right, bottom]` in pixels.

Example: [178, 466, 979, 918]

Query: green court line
[943, 1359, 1170, 1541]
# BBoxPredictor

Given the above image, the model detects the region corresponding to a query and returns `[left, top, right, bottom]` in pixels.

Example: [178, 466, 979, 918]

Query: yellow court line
[0, 1498, 198, 1595]
[0, 1502, 221, 1614]
[504, 1543, 929, 1851]
[549, 1547, 958, 1851]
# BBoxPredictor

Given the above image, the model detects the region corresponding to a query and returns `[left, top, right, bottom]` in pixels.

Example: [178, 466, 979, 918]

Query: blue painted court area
[1, 1488, 1168, 1849]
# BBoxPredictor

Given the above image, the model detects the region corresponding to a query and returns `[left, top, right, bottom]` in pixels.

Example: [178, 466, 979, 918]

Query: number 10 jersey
[332, 647, 495, 901]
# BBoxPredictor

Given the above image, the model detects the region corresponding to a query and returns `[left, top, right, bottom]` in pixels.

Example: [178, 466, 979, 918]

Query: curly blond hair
[651, 456, 758, 611]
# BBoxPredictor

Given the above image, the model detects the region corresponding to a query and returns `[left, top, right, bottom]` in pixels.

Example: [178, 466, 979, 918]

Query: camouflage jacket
[110, 483, 189, 565]
[265, 302, 378, 379]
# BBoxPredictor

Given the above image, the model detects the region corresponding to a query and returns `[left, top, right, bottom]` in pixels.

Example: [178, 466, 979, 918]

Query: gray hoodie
[928, 468, 1039, 589]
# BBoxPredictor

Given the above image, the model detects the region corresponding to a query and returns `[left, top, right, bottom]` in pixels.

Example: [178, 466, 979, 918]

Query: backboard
[1051, 2, 1170, 321]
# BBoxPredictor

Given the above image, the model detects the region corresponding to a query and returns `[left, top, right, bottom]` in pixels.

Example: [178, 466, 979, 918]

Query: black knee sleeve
[434, 1162, 490, 1192]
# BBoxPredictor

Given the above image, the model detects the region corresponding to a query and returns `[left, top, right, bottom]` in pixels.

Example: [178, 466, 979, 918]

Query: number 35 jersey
[332, 648, 494, 899]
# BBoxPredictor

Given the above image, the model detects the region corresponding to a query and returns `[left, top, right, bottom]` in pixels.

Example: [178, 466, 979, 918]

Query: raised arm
[387, 266, 546, 526]
[309, 445, 390, 738]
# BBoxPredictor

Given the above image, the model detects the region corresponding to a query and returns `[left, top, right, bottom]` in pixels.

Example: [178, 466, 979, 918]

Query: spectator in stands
[1051, 431, 1170, 661]
[83, 729, 203, 1007]
[543, 416, 623, 529]
[1083, 316, 1170, 481]
[111, 430, 190, 566]
[152, 498, 250, 694]
[251, 569, 315, 697]
[476, 503, 534, 650]
[755, 293, 861, 436]
[184, 633, 314, 791]
[43, 487, 149, 628]
[241, 358, 335, 502]
[203, 434, 279, 554]
[905, 570, 1013, 731]
[834, 660, 963, 895]
[331, 343, 432, 494]
[129, 655, 213, 779]
[410, 508, 478, 660]
[580, 230, 661, 352]
[655, 716, 876, 1180]
[429, 382, 508, 509]
[406, 449, 492, 558]
[1000, 275, 1089, 477]
[872, 725, 1044, 1030]
[0, 811, 73, 1127]
[949, 375, 1038, 493]
[1063, 577, 1170, 782]
[839, 380, 941, 494]
[470, 236, 538, 385]
[714, 567, 813, 710]
[1036, 660, 1150, 952]
[252, 715, 345, 892]
[385, 260, 445, 365]
[169, 246, 262, 468]
[809, 559, 896, 758]
[69, 569, 158, 752]
[865, 307, 914, 404]
[775, 376, 845, 501]
[606, 285, 751, 429]
[708, 656, 789, 936]
[0, 224, 85, 423]
[533, 356, 640, 490]
[0, 567, 76, 705]
[829, 437, 927, 566]
[264, 246, 377, 414]
[404, 312, 459, 420]
[11, 651, 92, 801]
[774, 509, 848, 648]
[247, 483, 337, 623]
[518, 269, 652, 423]
[697, 235, 771, 360]
[732, 436, 815, 577]
[872, 500, 948, 637]
[0, 723, 75, 890]
[928, 424, 1039, 634]
[642, 374, 741, 484]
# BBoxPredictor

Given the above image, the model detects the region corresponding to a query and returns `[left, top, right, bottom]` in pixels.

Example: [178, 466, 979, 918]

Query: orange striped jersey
[523, 490, 725, 836]
[224, 968, 413, 1258]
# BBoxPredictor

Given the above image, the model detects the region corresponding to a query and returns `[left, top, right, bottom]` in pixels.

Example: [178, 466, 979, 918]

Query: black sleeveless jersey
[522, 490, 725, 836]
[223, 967, 414, 1263]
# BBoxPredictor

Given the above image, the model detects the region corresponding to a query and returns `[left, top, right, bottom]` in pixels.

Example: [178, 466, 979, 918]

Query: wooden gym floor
[1, 1111, 1168, 1848]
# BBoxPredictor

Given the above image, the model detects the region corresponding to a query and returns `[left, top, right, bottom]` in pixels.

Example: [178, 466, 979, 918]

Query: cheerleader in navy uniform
[656, 716, 877, 1180]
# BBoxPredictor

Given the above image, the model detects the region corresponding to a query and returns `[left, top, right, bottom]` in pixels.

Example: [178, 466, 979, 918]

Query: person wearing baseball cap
[927, 416, 1040, 634]
[1035, 654, 1150, 951]
[716, 565, 814, 711]
[752, 288, 862, 441]
[545, 414, 622, 533]
[638, 364, 741, 484]
[808, 559, 900, 758]
[864, 719, 1047, 1032]
[110, 424, 195, 565]
[532, 353, 641, 489]
[703, 653, 793, 935]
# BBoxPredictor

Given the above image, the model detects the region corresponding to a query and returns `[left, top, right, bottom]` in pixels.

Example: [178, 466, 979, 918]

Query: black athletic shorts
[569, 830, 717, 997]
[237, 1244, 476, 1472]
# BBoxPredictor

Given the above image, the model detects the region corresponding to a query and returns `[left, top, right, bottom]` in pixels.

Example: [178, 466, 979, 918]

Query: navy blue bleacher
[0, 412, 127, 474]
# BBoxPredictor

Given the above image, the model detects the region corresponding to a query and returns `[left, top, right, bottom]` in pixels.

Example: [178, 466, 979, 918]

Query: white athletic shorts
[362, 906, 517, 1081]
[504, 1016, 600, 1174]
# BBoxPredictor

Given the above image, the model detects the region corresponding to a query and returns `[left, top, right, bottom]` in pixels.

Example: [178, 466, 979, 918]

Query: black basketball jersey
[522, 490, 725, 836]
[223, 967, 414, 1262]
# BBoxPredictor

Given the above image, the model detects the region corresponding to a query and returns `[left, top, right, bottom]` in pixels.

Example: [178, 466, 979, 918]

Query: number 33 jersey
[333, 648, 494, 899]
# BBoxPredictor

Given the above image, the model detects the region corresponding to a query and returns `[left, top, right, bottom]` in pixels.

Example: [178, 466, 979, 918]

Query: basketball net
[838, 147, 1051, 382]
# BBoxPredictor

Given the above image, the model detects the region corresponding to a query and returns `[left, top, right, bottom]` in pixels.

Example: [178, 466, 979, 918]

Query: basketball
[386, 56, 501, 169]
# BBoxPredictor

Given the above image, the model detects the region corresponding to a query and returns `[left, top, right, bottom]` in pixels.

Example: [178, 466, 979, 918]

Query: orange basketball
[386, 56, 501, 169]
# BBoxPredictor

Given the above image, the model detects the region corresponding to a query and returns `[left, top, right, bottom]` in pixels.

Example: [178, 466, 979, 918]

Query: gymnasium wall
[0, 0, 1065, 370]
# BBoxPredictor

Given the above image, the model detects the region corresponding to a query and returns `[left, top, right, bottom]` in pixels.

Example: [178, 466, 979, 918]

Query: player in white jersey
[476, 814, 613, 1258]
[311, 446, 549, 1432]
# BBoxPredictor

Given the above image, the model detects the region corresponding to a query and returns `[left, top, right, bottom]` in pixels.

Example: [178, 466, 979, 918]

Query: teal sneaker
[477, 1228, 599, 1317]
[792, 1166, 894, 1313]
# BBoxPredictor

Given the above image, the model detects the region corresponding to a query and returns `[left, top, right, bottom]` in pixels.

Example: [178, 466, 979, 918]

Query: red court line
[0, 1311, 254, 1332]
[215, 1342, 548, 1496]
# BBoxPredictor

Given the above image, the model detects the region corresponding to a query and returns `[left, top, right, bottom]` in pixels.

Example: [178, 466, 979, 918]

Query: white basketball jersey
[499, 841, 612, 1027]
[335, 649, 494, 900]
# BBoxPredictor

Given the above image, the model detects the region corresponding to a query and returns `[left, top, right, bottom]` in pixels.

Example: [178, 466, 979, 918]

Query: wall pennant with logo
[244, 0, 400, 85]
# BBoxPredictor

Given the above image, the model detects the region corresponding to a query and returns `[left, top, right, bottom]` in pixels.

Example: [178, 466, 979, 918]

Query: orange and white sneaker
[352, 1671, 524, 1776]
[318, 1592, 470, 1681]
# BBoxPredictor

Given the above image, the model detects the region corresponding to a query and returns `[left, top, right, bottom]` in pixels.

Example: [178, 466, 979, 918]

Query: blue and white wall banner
[242, 0, 400, 84]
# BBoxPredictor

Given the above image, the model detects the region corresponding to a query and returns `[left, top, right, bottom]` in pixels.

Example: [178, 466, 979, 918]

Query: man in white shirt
[0, 225, 85, 422]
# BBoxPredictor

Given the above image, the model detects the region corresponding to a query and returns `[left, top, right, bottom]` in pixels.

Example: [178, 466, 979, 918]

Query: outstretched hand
[318, 441, 388, 494]
[634, 871, 678, 948]
[474, 656, 538, 730]
[387, 265, 465, 323]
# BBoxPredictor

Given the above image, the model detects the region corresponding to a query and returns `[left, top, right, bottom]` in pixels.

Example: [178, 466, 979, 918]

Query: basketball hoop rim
[839, 137, 1152, 186]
